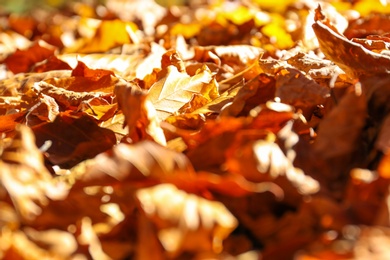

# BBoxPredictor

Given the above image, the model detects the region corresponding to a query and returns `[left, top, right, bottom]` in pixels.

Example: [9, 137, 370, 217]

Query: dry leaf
[114, 80, 166, 145]
[0, 125, 67, 221]
[148, 63, 219, 120]
[312, 5, 390, 78]
[2, 40, 56, 74]
[136, 183, 237, 256]
[32, 114, 117, 168]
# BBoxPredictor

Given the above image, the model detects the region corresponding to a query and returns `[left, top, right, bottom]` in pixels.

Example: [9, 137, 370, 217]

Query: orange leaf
[3, 41, 56, 74]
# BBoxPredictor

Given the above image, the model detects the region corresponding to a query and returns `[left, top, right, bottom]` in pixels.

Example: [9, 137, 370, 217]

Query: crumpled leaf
[274, 67, 330, 118]
[226, 119, 319, 196]
[220, 73, 276, 117]
[286, 52, 346, 81]
[33, 81, 114, 110]
[136, 183, 238, 256]
[312, 5, 390, 78]
[193, 45, 263, 68]
[42, 61, 118, 94]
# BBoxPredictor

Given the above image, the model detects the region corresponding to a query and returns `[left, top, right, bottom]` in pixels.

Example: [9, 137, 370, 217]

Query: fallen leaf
[78, 19, 138, 53]
[136, 183, 238, 256]
[114, 80, 166, 145]
[312, 5, 390, 78]
[148, 64, 219, 120]
[32, 114, 117, 168]
[2, 40, 57, 74]
[0, 125, 67, 221]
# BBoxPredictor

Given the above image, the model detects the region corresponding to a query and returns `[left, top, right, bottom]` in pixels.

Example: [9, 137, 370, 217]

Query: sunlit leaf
[148, 64, 219, 120]
[0, 125, 67, 221]
[77, 19, 138, 53]
[71, 140, 194, 188]
[115, 80, 166, 145]
[136, 183, 238, 255]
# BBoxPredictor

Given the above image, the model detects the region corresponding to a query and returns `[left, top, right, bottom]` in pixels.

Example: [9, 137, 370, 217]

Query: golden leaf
[148, 65, 219, 120]
[136, 183, 237, 256]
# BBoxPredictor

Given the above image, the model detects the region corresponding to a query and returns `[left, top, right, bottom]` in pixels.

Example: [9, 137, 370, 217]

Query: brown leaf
[313, 89, 367, 181]
[114, 80, 166, 145]
[312, 6, 390, 78]
[32, 114, 116, 168]
[275, 67, 330, 118]
[32, 55, 72, 73]
[344, 13, 390, 39]
[71, 140, 194, 188]
[34, 81, 114, 109]
[220, 73, 276, 117]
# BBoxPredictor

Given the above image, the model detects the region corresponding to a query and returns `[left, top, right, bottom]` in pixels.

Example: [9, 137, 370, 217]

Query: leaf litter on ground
[1, 0, 390, 259]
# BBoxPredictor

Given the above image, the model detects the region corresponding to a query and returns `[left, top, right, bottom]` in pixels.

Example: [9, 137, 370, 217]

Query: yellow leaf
[78, 19, 138, 53]
[170, 23, 202, 39]
[262, 22, 294, 50]
[222, 5, 254, 25]
[253, 0, 296, 13]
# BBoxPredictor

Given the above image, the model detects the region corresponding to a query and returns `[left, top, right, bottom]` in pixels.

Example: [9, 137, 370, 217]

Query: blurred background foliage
[0, 0, 106, 13]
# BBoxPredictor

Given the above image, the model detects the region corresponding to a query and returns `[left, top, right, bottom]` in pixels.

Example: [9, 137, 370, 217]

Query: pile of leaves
[1, 0, 390, 258]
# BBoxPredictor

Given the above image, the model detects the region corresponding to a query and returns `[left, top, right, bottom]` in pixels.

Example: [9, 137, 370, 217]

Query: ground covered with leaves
[1, 0, 390, 259]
